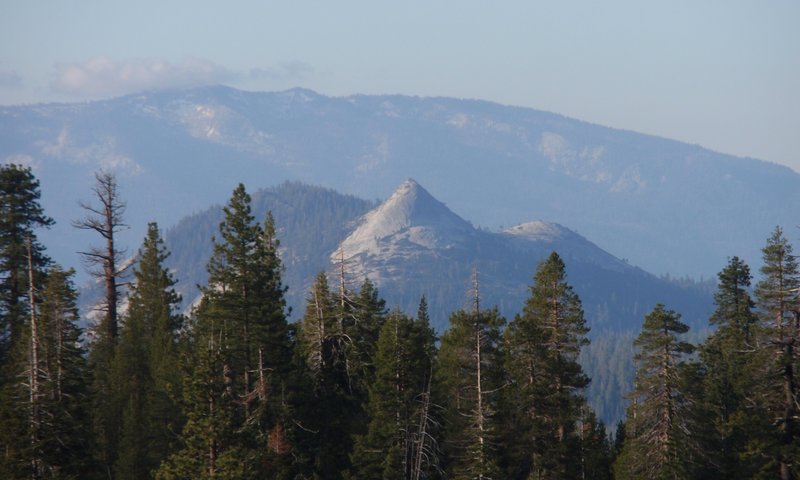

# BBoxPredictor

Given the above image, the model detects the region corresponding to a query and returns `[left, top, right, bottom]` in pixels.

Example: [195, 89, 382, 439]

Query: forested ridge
[1, 163, 799, 479]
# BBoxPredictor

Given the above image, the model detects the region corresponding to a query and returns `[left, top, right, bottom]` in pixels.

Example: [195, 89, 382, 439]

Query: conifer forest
[2, 162, 800, 479]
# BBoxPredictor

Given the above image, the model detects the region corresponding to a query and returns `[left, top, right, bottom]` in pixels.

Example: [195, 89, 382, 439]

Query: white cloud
[50, 57, 237, 97]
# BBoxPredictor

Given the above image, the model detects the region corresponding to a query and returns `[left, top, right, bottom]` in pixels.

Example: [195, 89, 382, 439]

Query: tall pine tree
[348, 308, 437, 480]
[754, 226, 800, 480]
[0, 164, 52, 363]
[112, 223, 183, 479]
[295, 271, 354, 479]
[159, 185, 293, 479]
[698, 256, 765, 479]
[37, 265, 91, 478]
[0, 164, 55, 479]
[437, 273, 505, 480]
[615, 304, 695, 479]
[504, 252, 598, 479]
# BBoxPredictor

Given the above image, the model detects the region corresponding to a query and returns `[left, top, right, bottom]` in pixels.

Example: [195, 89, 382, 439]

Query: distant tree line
[0, 163, 798, 479]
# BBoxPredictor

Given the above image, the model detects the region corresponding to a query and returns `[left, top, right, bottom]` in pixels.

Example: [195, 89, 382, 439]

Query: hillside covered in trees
[1, 163, 799, 479]
[82, 177, 713, 426]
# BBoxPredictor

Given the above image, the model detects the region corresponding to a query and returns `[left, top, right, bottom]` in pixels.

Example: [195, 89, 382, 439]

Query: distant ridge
[2, 86, 796, 279]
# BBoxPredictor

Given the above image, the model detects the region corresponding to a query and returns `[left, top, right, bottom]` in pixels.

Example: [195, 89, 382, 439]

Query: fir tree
[576, 410, 612, 480]
[615, 304, 695, 479]
[159, 185, 293, 479]
[156, 304, 242, 480]
[0, 164, 53, 478]
[0, 164, 52, 362]
[503, 252, 595, 479]
[113, 223, 183, 479]
[754, 227, 800, 480]
[698, 256, 765, 478]
[296, 272, 355, 479]
[437, 274, 505, 480]
[37, 266, 91, 478]
[348, 308, 437, 480]
[347, 278, 387, 401]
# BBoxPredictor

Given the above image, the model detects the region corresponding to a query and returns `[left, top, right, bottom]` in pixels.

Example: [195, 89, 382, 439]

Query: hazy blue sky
[2, 1, 798, 171]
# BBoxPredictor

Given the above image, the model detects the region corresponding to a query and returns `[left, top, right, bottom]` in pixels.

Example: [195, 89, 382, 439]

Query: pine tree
[437, 274, 505, 480]
[0, 263, 92, 478]
[246, 212, 294, 478]
[297, 272, 340, 384]
[37, 266, 91, 477]
[159, 185, 293, 479]
[294, 273, 390, 479]
[576, 410, 612, 480]
[698, 256, 765, 478]
[754, 227, 800, 480]
[347, 278, 387, 401]
[348, 308, 437, 480]
[295, 272, 355, 479]
[616, 304, 695, 479]
[0, 164, 52, 363]
[503, 252, 595, 479]
[156, 303, 243, 480]
[0, 164, 54, 478]
[113, 223, 183, 479]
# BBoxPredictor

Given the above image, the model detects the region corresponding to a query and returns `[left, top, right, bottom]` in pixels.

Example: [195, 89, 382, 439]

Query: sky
[2, 1, 799, 171]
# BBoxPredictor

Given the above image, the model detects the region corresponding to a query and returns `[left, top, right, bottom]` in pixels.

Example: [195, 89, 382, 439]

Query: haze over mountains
[1, 86, 797, 281]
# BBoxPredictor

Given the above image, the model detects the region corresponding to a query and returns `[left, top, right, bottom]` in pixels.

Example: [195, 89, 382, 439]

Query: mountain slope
[334, 179, 711, 333]
[2, 86, 796, 278]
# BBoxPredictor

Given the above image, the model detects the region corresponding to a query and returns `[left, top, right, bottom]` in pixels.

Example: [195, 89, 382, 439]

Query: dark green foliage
[0, 164, 51, 477]
[347, 278, 388, 394]
[437, 304, 505, 480]
[158, 185, 293, 479]
[616, 304, 695, 479]
[577, 410, 613, 480]
[503, 252, 601, 479]
[295, 272, 356, 479]
[753, 227, 800, 480]
[156, 312, 243, 480]
[38, 266, 92, 477]
[349, 308, 437, 480]
[0, 164, 52, 358]
[0, 264, 91, 478]
[9, 171, 800, 479]
[112, 223, 183, 479]
[695, 257, 766, 479]
[294, 272, 391, 479]
[0, 166, 98, 479]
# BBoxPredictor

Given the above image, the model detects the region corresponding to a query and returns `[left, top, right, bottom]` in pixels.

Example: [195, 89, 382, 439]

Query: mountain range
[1, 86, 797, 280]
